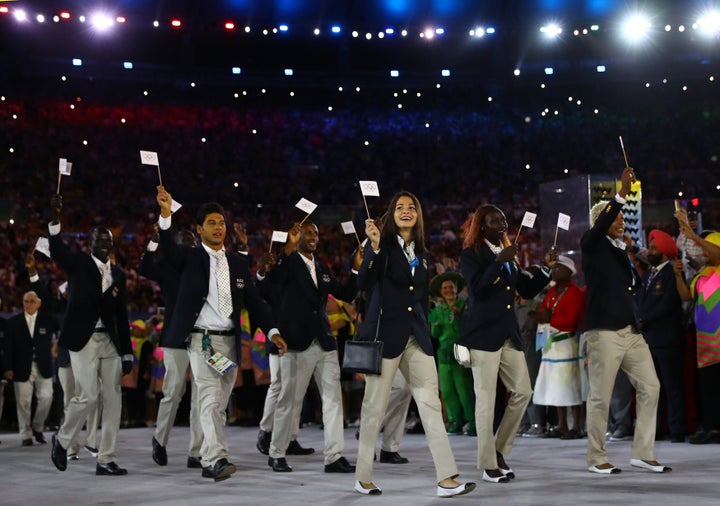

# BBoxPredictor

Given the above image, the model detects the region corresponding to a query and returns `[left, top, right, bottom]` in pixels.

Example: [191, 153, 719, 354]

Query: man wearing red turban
[638, 229, 687, 442]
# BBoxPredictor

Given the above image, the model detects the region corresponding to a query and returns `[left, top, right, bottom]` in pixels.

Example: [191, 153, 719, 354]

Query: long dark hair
[462, 204, 509, 251]
[379, 190, 426, 253]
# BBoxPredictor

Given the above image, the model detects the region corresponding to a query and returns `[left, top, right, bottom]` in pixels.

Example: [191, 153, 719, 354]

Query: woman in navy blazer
[459, 204, 555, 483]
[354, 191, 475, 499]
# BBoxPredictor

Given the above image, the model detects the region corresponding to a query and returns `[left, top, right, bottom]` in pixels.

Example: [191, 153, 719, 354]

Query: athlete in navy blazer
[3, 292, 59, 445]
[581, 167, 666, 475]
[264, 220, 360, 473]
[156, 186, 285, 481]
[3, 303, 59, 383]
[48, 193, 133, 475]
[458, 204, 555, 483]
[355, 191, 475, 498]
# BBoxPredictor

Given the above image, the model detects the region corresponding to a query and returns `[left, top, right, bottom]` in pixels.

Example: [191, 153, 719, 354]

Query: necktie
[646, 268, 658, 287]
[308, 259, 318, 287]
[212, 249, 233, 318]
[101, 263, 111, 292]
[27, 314, 36, 336]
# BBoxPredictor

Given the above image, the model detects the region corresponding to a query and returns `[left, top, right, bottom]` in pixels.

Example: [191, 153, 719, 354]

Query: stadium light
[540, 23, 563, 38]
[620, 13, 652, 43]
[123, 61, 133, 69]
[91, 13, 114, 32]
[597, 65, 606, 72]
[13, 9, 28, 22]
[696, 11, 720, 36]
[331, 25, 341, 34]
[390, 70, 399, 77]
[544, 67, 554, 75]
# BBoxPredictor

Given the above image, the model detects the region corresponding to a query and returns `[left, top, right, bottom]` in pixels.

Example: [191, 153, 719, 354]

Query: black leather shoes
[287, 440, 315, 455]
[379, 450, 409, 464]
[51, 434, 67, 471]
[256, 430, 271, 455]
[268, 457, 293, 472]
[201, 458, 236, 482]
[187, 456, 203, 468]
[22, 439, 33, 447]
[152, 437, 167, 466]
[34, 431, 47, 444]
[96, 462, 128, 476]
[325, 456, 356, 473]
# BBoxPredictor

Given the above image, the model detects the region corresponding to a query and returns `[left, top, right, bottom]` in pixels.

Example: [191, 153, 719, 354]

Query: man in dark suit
[638, 229, 687, 442]
[3, 290, 59, 446]
[138, 227, 205, 469]
[156, 185, 285, 482]
[264, 221, 361, 473]
[581, 167, 667, 475]
[48, 194, 134, 476]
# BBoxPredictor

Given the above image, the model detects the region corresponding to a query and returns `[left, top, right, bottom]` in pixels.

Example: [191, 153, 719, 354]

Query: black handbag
[341, 255, 387, 375]
[341, 336, 383, 375]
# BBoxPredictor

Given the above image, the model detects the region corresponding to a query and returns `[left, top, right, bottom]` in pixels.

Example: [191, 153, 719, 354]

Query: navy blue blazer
[264, 251, 356, 352]
[638, 263, 684, 349]
[158, 227, 274, 357]
[138, 248, 180, 348]
[580, 199, 642, 331]
[458, 243, 550, 352]
[30, 278, 70, 367]
[49, 232, 132, 356]
[2, 312, 59, 381]
[357, 241, 433, 359]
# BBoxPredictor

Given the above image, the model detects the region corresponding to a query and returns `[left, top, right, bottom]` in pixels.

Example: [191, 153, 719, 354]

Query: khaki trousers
[187, 332, 237, 467]
[60, 331, 122, 464]
[381, 371, 412, 452]
[470, 340, 533, 470]
[154, 347, 204, 457]
[259, 353, 302, 440]
[356, 338, 458, 483]
[14, 361, 53, 440]
[585, 326, 660, 466]
[58, 365, 100, 453]
[269, 339, 344, 465]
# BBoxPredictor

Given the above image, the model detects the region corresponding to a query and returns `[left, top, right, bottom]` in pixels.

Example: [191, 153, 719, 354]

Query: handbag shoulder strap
[373, 253, 390, 342]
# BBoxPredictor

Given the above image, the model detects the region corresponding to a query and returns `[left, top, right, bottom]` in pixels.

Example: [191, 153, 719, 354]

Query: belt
[192, 327, 234, 336]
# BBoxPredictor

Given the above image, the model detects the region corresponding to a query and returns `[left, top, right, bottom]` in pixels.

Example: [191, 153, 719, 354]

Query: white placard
[35, 237, 51, 258]
[170, 199, 182, 214]
[341, 221, 356, 235]
[521, 211, 537, 228]
[271, 231, 288, 243]
[295, 198, 317, 215]
[140, 150, 159, 166]
[557, 213, 571, 231]
[359, 180, 380, 197]
[58, 158, 72, 176]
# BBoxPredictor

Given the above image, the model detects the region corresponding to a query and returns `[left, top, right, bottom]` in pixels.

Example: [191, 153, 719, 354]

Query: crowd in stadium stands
[1, 90, 718, 313]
